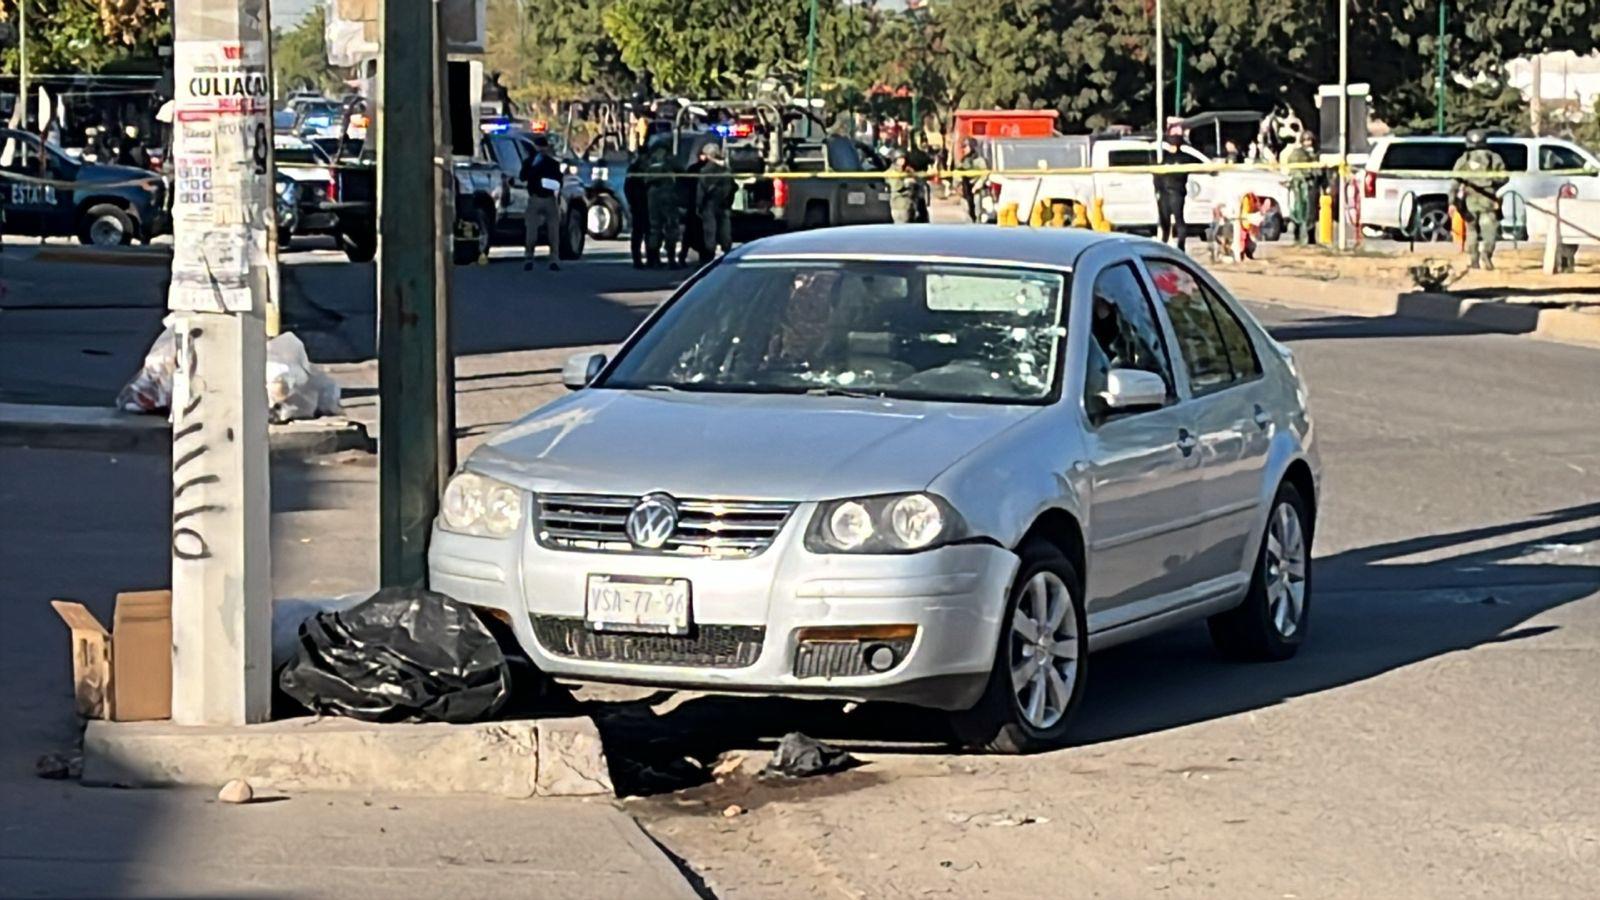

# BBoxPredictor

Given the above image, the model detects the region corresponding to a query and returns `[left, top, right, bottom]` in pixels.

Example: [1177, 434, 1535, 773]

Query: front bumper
[428, 504, 1019, 711]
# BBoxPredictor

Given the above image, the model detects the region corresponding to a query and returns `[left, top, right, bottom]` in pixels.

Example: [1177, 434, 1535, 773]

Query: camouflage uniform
[1452, 139, 1508, 269]
[695, 146, 736, 262]
[1280, 140, 1320, 244]
[889, 156, 917, 224]
[639, 147, 682, 267]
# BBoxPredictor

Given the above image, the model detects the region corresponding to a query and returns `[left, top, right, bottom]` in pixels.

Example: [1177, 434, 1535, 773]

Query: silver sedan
[429, 225, 1319, 752]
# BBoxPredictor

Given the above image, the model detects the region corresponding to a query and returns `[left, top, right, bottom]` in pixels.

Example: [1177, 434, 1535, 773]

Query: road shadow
[1268, 310, 1526, 342]
[583, 501, 1600, 792]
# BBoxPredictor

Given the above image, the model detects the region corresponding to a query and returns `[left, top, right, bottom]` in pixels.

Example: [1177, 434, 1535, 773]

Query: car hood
[468, 389, 1043, 501]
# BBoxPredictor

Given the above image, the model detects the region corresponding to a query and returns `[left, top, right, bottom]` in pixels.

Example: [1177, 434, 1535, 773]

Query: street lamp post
[1435, 1, 1447, 134]
[1337, 0, 1349, 250]
[804, 0, 819, 129]
[1154, 0, 1164, 136]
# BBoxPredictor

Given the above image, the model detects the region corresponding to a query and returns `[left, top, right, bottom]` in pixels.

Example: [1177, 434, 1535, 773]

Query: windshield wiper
[804, 386, 890, 399]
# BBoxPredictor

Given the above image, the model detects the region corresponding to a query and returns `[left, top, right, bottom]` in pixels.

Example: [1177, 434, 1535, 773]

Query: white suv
[1361, 135, 1599, 241]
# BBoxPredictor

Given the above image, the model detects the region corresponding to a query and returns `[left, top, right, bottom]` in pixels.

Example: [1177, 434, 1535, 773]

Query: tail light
[773, 177, 788, 216]
[989, 182, 1002, 200]
[1363, 171, 1376, 199]
[327, 177, 339, 203]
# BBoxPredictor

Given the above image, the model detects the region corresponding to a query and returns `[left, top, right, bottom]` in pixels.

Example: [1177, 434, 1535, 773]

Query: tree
[272, 4, 345, 97]
[1, 0, 169, 74]
[484, 0, 634, 108]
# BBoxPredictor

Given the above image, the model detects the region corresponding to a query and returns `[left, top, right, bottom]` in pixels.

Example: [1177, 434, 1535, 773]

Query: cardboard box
[52, 591, 172, 722]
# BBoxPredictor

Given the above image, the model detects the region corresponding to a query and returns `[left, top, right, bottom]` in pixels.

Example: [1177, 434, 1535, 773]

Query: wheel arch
[78, 195, 139, 223]
[1015, 507, 1086, 590]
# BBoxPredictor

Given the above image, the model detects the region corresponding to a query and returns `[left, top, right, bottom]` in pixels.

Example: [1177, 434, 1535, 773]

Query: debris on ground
[218, 779, 255, 804]
[277, 587, 512, 723]
[721, 804, 745, 818]
[1407, 259, 1457, 292]
[270, 594, 367, 670]
[710, 754, 745, 780]
[35, 752, 82, 780]
[116, 323, 342, 423]
[760, 732, 860, 779]
[945, 811, 1049, 828]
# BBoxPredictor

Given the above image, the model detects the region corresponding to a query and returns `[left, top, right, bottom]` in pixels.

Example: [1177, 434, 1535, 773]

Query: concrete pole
[1154, 0, 1164, 138]
[377, 0, 449, 588]
[17, 0, 26, 127]
[1337, 0, 1349, 251]
[166, 0, 275, 725]
[1529, 54, 1543, 136]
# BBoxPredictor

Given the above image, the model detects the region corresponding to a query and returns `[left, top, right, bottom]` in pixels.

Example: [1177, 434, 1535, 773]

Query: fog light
[864, 643, 898, 673]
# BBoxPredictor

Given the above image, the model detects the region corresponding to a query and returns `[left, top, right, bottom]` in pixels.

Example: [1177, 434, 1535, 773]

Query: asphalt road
[1, 235, 1597, 897]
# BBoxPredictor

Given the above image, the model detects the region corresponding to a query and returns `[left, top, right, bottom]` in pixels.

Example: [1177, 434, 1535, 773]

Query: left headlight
[440, 472, 524, 537]
[806, 492, 967, 554]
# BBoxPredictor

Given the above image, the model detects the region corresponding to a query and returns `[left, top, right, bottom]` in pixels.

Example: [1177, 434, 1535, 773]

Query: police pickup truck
[1, 129, 167, 246]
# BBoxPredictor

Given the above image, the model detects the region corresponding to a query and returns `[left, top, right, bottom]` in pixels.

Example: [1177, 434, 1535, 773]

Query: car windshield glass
[999, 141, 1087, 170]
[601, 260, 1068, 403]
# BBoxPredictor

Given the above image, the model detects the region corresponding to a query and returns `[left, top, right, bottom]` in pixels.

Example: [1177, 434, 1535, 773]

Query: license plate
[846, 191, 865, 205]
[586, 575, 691, 635]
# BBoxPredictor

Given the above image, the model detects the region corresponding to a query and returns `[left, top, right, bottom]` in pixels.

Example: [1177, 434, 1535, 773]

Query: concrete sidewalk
[0, 445, 702, 900]
[1, 780, 701, 899]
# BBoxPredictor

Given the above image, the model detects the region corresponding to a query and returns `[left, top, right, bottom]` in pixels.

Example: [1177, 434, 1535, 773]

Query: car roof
[733, 225, 1139, 270]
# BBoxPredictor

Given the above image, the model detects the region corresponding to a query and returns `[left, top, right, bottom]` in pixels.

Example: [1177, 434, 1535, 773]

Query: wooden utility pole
[377, 0, 452, 588]
[166, 0, 275, 725]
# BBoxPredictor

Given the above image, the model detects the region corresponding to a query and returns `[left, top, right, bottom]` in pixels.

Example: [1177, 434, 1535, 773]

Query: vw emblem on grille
[625, 493, 679, 549]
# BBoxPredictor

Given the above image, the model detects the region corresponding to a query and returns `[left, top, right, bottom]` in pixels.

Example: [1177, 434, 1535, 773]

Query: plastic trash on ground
[270, 592, 367, 671]
[265, 332, 342, 423]
[760, 732, 860, 778]
[115, 318, 177, 413]
[277, 587, 512, 724]
[115, 325, 342, 423]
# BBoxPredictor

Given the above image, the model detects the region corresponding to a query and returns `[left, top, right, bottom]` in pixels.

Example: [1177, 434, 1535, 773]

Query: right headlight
[440, 472, 524, 537]
[806, 492, 968, 554]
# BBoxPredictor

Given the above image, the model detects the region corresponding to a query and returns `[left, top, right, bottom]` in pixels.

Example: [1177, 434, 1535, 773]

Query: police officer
[520, 135, 564, 272]
[623, 148, 651, 269]
[695, 143, 735, 263]
[957, 138, 985, 222]
[1152, 130, 1189, 250]
[889, 150, 917, 224]
[639, 143, 683, 268]
[1452, 128, 1508, 270]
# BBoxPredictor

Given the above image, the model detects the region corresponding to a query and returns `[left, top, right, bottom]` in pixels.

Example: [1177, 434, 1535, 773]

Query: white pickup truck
[989, 136, 1290, 235]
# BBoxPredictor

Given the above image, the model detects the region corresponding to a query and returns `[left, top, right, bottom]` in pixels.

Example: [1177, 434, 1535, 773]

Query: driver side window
[1084, 262, 1175, 422]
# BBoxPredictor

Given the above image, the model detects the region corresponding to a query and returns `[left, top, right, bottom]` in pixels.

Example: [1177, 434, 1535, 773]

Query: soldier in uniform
[957, 138, 985, 222]
[639, 143, 683, 268]
[695, 143, 735, 263]
[1280, 130, 1321, 245]
[889, 150, 917, 224]
[1452, 128, 1509, 270]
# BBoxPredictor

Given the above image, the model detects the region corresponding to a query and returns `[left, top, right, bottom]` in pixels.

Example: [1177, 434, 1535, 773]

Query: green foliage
[484, 0, 633, 105]
[1, 0, 168, 74]
[273, 4, 345, 97]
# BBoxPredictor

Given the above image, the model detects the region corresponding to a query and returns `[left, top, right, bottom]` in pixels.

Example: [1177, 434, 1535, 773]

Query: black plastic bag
[761, 732, 859, 779]
[278, 587, 511, 723]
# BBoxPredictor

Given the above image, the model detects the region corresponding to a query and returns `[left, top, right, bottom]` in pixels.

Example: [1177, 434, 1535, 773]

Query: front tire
[1208, 482, 1313, 661]
[558, 203, 587, 260]
[949, 539, 1087, 754]
[586, 194, 622, 240]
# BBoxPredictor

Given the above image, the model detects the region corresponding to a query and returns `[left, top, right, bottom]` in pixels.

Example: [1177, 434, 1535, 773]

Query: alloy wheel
[90, 217, 125, 247]
[1265, 502, 1309, 637]
[1008, 571, 1079, 730]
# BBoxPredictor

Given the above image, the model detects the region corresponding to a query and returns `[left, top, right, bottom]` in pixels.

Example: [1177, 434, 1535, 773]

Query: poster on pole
[168, 38, 272, 314]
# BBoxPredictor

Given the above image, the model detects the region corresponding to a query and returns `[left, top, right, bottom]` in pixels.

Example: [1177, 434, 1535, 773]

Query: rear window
[1108, 149, 1156, 167]
[999, 141, 1088, 170]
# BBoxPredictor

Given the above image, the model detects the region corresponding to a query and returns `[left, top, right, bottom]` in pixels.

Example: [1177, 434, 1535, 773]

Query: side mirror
[562, 352, 607, 390]
[1100, 368, 1167, 411]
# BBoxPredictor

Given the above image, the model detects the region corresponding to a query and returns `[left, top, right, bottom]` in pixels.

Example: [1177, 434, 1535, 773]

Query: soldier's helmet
[1465, 128, 1488, 149]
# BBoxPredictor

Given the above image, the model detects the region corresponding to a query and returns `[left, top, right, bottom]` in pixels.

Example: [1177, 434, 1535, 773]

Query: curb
[27, 246, 173, 268]
[1216, 271, 1600, 349]
[82, 715, 614, 798]
[0, 403, 373, 456]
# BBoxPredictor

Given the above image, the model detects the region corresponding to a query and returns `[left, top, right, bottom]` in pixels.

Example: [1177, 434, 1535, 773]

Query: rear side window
[1084, 262, 1175, 419]
[1379, 141, 1461, 172]
[1144, 260, 1260, 393]
[826, 138, 862, 171]
[1488, 142, 1528, 171]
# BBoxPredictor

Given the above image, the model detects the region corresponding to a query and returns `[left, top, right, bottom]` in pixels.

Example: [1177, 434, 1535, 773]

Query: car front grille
[530, 616, 764, 668]
[534, 493, 795, 559]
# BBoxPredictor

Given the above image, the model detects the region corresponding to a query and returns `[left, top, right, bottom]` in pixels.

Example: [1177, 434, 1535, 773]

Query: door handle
[1252, 404, 1272, 430]
[1176, 428, 1198, 457]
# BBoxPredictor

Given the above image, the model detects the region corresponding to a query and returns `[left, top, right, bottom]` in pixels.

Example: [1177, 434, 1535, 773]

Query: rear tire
[453, 205, 492, 265]
[79, 204, 134, 247]
[949, 539, 1087, 754]
[1208, 482, 1313, 661]
[802, 201, 830, 229]
[1416, 200, 1452, 243]
[339, 224, 377, 263]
